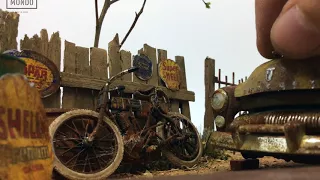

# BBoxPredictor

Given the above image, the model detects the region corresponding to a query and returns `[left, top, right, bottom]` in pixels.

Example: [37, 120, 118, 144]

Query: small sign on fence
[3, 50, 61, 98]
[159, 59, 181, 91]
[132, 55, 153, 81]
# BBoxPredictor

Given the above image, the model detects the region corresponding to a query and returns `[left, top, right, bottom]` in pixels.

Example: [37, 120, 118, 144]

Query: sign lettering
[2, 50, 61, 98]
[0, 106, 45, 140]
[0, 144, 50, 167]
[158, 59, 181, 91]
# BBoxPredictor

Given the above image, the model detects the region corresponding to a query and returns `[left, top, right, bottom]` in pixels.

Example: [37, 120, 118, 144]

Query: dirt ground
[109, 151, 305, 179]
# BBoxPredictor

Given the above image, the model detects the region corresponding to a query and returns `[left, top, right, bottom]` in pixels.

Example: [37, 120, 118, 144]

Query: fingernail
[271, 5, 320, 59]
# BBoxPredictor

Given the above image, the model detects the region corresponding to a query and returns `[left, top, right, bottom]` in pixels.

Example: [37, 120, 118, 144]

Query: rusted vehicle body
[49, 67, 203, 180]
[209, 58, 320, 163]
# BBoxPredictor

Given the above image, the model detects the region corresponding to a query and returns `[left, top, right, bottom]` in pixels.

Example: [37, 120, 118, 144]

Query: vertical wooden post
[75, 46, 93, 109]
[90, 47, 108, 109]
[225, 76, 228, 87]
[218, 69, 221, 88]
[157, 49, 167, 87]
[204, 57, 215, 130]
[1, 11, 19, 53]
[108, 34, 122, 78]
[176, 56, 191, 120]
[143, 44, 158, 86]
[232, 72, 235, 85]
[120, 50, 132, 81]
[62, 40, 77, 108]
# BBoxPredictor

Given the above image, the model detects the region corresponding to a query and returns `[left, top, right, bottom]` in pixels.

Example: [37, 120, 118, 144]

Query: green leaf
[205, 2, 211, 9]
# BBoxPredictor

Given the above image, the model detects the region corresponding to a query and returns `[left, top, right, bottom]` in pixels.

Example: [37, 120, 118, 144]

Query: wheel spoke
[163, 115, 201, 161]
[53, 137, 81, 143]
[53, 114, 119, 174]
[60, 142, 82, 156]
[92, 147, 102, 169]
[65, 148, 86, 165]
[64, 123, 81, 137]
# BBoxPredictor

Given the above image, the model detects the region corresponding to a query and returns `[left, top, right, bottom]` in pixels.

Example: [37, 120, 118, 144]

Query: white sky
[1, 0, 266, 131]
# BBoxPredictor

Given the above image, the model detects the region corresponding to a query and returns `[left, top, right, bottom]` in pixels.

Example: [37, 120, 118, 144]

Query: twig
[98, 0, 111, 25]
[95, 0, 99, 26]
[110, 0, 120, 5]
[119, 0, 147, 50]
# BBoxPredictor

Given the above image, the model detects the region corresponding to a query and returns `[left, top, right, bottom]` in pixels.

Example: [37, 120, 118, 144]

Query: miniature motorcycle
[49, 67, 203, 180]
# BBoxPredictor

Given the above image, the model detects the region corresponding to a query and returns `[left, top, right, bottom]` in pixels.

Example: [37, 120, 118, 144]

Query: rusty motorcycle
[49, 67, 203, 179]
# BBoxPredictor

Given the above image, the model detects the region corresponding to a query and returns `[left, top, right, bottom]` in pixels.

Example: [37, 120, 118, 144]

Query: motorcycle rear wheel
[158, 112, 203, 168]
[49, 109, 124, 180]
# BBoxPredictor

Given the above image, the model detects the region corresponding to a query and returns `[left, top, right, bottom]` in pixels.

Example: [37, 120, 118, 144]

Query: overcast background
[1, 0, 266, 132]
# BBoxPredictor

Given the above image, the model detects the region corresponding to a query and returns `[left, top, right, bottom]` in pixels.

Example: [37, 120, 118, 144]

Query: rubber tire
[49, 109, 124, 180]
[158, 112, 203, 168]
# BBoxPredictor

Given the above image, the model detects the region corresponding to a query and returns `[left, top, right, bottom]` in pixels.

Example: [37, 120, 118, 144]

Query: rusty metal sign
[132, 55, 153, 81]
[159, 59, 181, 91]
[0, 74, 53, 179]
[5, 50, 61, 98]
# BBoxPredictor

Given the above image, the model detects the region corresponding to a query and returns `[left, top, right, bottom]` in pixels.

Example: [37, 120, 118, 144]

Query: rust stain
[235, 58, 320, 97]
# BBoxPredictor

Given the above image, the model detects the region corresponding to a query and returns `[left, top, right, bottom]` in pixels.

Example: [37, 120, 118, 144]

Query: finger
[271, 0, 320, 59]
[255, 0, 288, 59]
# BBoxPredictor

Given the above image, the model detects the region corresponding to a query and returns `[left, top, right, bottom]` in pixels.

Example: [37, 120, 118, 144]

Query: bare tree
[93, 0, 211, 48]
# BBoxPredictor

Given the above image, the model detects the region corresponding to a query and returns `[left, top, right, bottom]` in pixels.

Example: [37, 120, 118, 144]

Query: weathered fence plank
[90, 47, 108, 109]
[62, 41, 77, 109]
[108, 34, 122, 78]
[90, 48, 108, 79]
[75, 46, 93, 109]
[120, 50, 132, 81]
[157, 49, 167, 87]
[144, 44, 158, 86]
[176, 56, 191, 119]
[39, 29, 49, 56]
[0, 11, 19, 53]
[204, 57, 215, 130]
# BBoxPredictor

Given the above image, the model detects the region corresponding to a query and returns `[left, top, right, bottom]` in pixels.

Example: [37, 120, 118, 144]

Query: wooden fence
[1, 10, 195, 122]
[204, 58, 247, 131]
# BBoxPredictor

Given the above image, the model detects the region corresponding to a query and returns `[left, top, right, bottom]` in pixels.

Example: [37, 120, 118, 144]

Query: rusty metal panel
[0, 74, 53, 179]
[235, 58, 320, 97]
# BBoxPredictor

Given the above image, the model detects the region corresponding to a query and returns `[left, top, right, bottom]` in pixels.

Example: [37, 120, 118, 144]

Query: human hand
[255, 0, 320, 59]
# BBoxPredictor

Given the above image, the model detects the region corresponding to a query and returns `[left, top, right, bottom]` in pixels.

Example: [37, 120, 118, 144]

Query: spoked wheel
[159, 112, 203, 168]
[49, 109, 124, 180]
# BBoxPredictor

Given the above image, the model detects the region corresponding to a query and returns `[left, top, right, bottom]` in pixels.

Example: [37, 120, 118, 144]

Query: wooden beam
[60, 72, 195, 102]
[204, 57, 215, 130]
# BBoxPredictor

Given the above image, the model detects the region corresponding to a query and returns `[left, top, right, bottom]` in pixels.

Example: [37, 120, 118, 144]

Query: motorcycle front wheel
[158, 112, 203, 168]
[49, 109, 124, 180]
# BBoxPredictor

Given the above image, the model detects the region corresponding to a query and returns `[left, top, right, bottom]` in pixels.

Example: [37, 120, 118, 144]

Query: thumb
[270, 0, 320, 59]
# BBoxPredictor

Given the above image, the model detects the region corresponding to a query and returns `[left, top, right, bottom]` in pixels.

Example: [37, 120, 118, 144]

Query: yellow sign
[0, 74, 53, 180]
[22, 57, 54, 92]
[159, 59, 181, 91]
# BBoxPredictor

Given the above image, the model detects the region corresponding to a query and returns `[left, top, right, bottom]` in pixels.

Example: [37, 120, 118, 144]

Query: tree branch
[98, 0, 111, 25]
[95, 0, 99, 26]
[119, 0, 147, 50]
[110, 0, 120, 5]
[94, 0, 111, 47]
